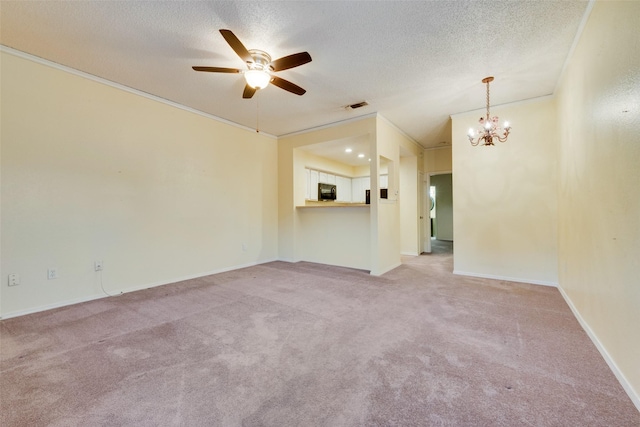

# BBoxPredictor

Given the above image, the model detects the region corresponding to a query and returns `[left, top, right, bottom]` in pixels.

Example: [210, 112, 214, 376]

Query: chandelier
[468, 77, 511, 146]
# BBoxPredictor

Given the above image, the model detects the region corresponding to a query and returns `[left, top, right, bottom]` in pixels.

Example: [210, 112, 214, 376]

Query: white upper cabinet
[336, 176, 351, 202]
[351, 176, 369, 203]
[305, 168, 380, 203]
[309, 169, 319, 200]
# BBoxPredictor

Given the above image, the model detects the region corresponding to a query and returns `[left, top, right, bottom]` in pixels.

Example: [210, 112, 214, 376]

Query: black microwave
[318, 183, 337, 200]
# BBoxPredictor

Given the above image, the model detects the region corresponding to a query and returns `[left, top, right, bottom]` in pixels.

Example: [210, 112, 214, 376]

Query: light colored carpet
[1, 249, 638, 426]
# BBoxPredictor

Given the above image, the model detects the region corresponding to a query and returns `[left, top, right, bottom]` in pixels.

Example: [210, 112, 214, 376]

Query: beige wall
[278, 115, 418, 275]
[556, 0, 640, 407]
[297, 150, 356, 178]
[291, 146, 371, 269]
[0, 51, 279, 317]
[400, 156, 419, 255]
[371, 118, 403, 275]
[2, 3, 637, 408]
[424, 146, 452, 174]
[395, 118, 423, 257]
[451, 96, 558, 286]
[278, 118, 376, 265]
[297, 207, 371, 269]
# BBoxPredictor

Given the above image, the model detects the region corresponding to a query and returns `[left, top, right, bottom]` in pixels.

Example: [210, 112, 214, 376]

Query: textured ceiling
[0, 1, 590, 149]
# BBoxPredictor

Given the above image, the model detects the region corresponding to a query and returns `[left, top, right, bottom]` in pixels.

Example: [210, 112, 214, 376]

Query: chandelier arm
[494, 135, 508, 143]
[495, 129, 510, 143]
[469, 134, 489, 146]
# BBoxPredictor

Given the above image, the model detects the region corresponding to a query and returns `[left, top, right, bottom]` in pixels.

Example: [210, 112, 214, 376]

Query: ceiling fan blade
[270, 52, 312, 72]
[219, 29, 253, 64]
[270, 76, 306, 96]
[192, 66, 242, 73]
[243, 84, 257, 99]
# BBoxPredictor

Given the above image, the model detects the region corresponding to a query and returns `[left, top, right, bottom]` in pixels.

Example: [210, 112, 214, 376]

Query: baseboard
[0, 293, 108, 320]
[115, 258, 279, 296]
[558, 286, 640, 412]
[401, 251, 420, 256]
[0, 258, 279, 320]
[453, 270, 558, 287]
[370, 261, 402, 277]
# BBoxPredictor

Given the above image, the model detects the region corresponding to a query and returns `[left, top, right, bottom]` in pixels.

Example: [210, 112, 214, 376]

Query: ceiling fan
[193, 29, 312, 99]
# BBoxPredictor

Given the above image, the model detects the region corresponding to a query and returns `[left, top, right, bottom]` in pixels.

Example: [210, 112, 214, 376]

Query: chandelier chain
[486, 79, 491, 120]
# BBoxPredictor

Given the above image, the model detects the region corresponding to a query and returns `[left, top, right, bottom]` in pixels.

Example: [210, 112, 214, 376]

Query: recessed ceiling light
[345, 148, 352, 153]
[358, 153, 365, 158]
[368, 158, 371, 162]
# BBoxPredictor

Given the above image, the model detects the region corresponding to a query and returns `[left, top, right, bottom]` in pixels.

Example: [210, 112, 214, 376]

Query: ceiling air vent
[344, 101, 369, 110]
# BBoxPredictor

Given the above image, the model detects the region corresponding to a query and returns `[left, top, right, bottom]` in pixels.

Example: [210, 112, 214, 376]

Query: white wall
[451, 97, 558, 286]
[555, 0, 640, 408]
[0, 51, 278, 317]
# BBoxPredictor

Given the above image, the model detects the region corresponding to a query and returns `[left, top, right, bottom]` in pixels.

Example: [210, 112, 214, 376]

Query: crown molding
[0, 45, 277, 139]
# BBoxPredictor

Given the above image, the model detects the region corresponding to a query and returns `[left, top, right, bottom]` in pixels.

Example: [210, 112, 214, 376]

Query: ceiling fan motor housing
[248, 50, 272, 71]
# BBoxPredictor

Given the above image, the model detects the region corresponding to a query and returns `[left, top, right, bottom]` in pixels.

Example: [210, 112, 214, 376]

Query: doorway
[423, 172, 453, 253]
[430, 173, 453, 241]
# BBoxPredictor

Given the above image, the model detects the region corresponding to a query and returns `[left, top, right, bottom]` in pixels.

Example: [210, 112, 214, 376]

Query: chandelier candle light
[468, 76, 511, 146]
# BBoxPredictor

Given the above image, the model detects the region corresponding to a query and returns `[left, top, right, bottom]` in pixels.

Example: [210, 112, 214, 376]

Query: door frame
[423, 170, 452, 253]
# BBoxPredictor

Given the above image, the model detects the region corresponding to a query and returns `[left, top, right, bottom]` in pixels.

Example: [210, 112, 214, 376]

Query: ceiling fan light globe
[245, 70, 270, 89]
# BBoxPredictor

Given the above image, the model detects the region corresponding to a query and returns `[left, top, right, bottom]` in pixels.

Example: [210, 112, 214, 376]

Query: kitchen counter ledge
[297, 201, 370, 208]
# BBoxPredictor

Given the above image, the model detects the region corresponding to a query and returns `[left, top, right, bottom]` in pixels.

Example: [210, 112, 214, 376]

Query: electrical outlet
[242, 243, 247, 252]
[94, 260, 104, 271]
[47, 268, 58, 280]
[8, 274, 20, 286]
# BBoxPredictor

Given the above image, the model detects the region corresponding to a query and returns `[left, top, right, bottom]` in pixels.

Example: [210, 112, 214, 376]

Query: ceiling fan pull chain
[256, 91, 260, 133]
